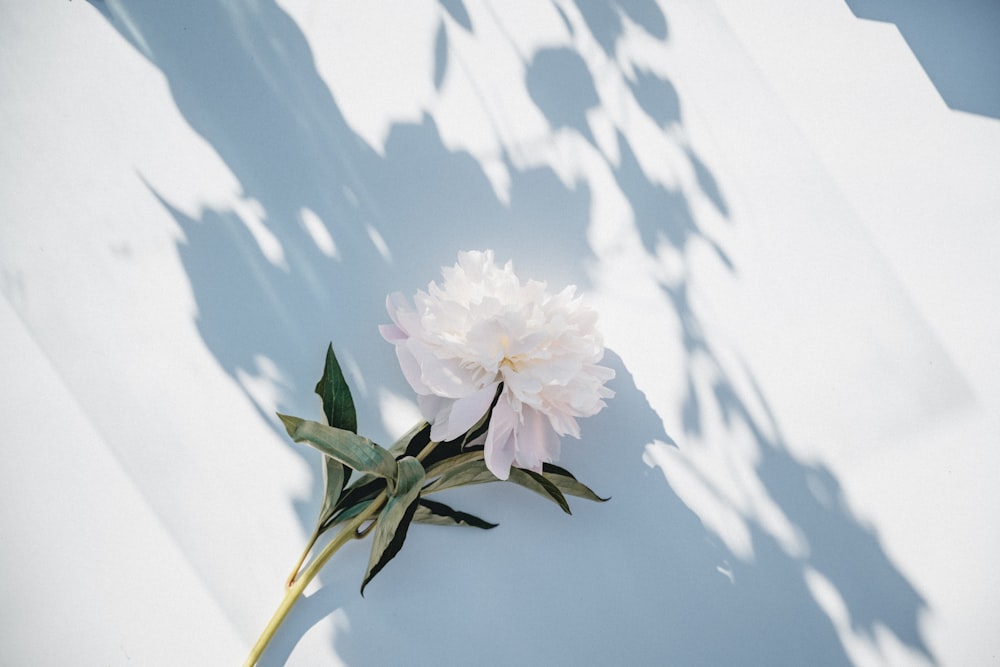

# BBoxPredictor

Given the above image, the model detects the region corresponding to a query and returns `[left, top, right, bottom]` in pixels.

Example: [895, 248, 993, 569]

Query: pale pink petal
[396, 345, 429, 395]
[547, 410, 581, 438]
[407, 340, 475, 399]
[419, 395, 452, 433]
[385, 292, 410, 329]
[513, 407, 560, 472]
[445, 382, 500, 438]
[418, 392, 496, 442]
[588, 363, 616, 382]
[502, 366, 543, 398]
[424, 382, 497, 443]
[484, 396, 518, 480]
[379, 323, 407, 342]
[382, 251, 614, 474]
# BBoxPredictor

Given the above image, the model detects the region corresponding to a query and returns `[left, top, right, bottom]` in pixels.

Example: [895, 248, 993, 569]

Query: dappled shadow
[845, 0, 1000, 118]
[574, 0, 668, 56]
[89, 0, 933, 664]
[527, 47, 601, 145]
[629, 67, 681, 128]
[91, 0, 594, 507]
[290, 353, 854, 667]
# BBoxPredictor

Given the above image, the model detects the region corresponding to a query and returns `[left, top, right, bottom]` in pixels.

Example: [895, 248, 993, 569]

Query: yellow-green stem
[244, 439, 440, 666]
[243, 492, 385, 666]
[285, 526, 321, 588]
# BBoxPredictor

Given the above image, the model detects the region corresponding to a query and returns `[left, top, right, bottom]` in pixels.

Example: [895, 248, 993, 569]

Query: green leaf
[361, 457, 425, 595]
[421, 457, 574, 514]
[423, 450, 489, 479]
[327, 495, 378, 527]
[542, 463, 609, 503]
[340, 471, 382, 494]
[414, 498, 497, 529]
[318, 474, 385, 532]
[508, 468, 572, 514]
[388, 421, 430, 457]
[278, 414, 397, 482]
[331, 472, 381, 510]
[313, 344, 358, 522]
[317, 456, 349, 526]
[315, 343, 357, 433]
[422, 455, 498, 494]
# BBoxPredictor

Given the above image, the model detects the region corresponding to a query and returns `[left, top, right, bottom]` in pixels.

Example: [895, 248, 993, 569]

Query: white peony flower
[380, 250, 614, 480]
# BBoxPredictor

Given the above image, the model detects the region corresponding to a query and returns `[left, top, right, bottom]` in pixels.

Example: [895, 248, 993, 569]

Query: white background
[2, 1, 997, 665]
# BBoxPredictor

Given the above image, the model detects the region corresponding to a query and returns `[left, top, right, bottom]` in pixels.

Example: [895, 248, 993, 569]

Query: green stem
[244, 438, 440, 666]
[285, 525, 321, 589]
[243, 491, 385, 667]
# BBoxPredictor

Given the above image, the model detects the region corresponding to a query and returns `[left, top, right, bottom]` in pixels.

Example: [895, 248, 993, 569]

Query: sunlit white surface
[1, 0, 997, 665]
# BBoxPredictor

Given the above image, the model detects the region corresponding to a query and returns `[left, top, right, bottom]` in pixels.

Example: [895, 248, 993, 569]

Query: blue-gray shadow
[527, 47, 602, 145]
[439, 0, 472, 31]
[88, 0, 933, 664]
[845, 0, 1000, 119]
[272, 352, 853, 667]
[574, 0, 668, 56]
[524, 7, 932, 663]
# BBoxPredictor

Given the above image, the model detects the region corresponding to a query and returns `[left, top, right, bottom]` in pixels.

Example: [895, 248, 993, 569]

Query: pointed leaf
[315, 343, 357, 433]
[542, 463, 609, 503]
[423, 450, 488, 479]
[361, 457, 425, 595]
[278, 414, 397, 481]
[326, 495, 379, 528]
[317, 455, 349, 525]
[314, 344, 357, 520]
[403, 419, 438, 459]
[423, 460, 573, 512]
[508, 468, 572, 514]
[422, 456, 498, 494]
[333, 472, 382, 511]
[414, 498, 497, 529]
[389, 421, 430, 457]
[319, 474, 385, 533]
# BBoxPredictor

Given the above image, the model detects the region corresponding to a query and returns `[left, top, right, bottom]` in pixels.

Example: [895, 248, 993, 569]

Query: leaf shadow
[87, 0, 935, 664]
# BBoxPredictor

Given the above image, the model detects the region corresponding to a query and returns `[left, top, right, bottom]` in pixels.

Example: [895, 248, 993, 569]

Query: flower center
[500, 355, 521, 373]
[497, 334, 525, 373]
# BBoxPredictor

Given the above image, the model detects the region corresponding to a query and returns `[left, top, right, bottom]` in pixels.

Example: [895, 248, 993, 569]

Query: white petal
[385, 292, 410, 327]
[513, 407, 560, 472]
[396, 345, 429, 394]
[425, 381, 498, 442]
[419, 394, 452, 434]
[484, 396, 517, 480]
[407, 340, 474, 399]
[587, 363, 616, 383]
[379, 323, 407, 343]
[383, 250, 614, 468]
[446, 382, 500, 438]
[502, 367, 543, 404]
[547, 410, 581, 439]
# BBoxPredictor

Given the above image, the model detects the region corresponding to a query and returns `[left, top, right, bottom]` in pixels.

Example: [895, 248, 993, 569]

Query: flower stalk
[243, 490, 386, 667]
[246, 253, 614, 664]
[284, 526, 320, 589]
[245, 438, 440, 666]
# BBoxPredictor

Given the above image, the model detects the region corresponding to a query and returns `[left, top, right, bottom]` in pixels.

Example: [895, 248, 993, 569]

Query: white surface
[1, 0, 997, 665]
[0, 297, 246, 666]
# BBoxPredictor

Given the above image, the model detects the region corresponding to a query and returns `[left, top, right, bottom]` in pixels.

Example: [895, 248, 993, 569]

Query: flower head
[380, 250, 614, 480]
